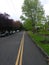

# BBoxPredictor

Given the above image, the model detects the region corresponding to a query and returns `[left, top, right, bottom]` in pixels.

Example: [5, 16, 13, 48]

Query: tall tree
[45, 15, 49, 30]
[20, 0, 44, 31]
[23, 19, 33, 30]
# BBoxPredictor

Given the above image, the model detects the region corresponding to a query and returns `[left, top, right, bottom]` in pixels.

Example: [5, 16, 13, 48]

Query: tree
[15, 21, 23, 30]
[20, 0, 44, 32]
[46, 15, 49, 22]
[23, 19, 32, 30]
[0, 13, 15, 33]
[44, 16, 49, 31]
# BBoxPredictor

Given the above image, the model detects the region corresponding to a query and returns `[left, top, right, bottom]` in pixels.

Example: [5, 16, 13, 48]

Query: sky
[0, 0, 49, 21]
[0, 0, 24, 21]
[40, 0, 49, 16]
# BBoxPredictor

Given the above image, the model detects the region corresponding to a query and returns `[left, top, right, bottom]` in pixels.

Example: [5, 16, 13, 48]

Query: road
[0, 31, 48, 65]
[23, 32, 47, 65]
[0, 32, 23, 65]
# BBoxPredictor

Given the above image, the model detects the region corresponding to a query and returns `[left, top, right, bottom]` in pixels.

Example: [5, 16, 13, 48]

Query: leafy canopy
[20, 0, 45, 31]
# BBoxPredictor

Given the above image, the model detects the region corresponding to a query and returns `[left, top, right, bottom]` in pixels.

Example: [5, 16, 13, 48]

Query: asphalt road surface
[23, 32, 48, 65]
[0, 31, 23, 65]
[0, 31, 48, 65]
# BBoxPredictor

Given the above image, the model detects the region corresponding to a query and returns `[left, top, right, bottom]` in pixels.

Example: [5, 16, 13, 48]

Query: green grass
[39, 30, 49, 35]
[28, 31, 49, 55]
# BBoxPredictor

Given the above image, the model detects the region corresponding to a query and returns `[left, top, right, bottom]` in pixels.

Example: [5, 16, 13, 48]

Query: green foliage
[28, 31, 49, 55]
[21, 0, 45, 31]
[44, 15, 49, 30]
[23, 19, 32, 30]
[20, 15, 26, 20]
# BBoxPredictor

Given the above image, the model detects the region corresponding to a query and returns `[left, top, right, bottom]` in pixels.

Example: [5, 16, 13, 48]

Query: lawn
[39, 30, 49, 35]
[28, 31, 49, 55]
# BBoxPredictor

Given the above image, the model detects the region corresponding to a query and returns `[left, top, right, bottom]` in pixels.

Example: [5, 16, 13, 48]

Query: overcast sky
[0, 0, 49, 21]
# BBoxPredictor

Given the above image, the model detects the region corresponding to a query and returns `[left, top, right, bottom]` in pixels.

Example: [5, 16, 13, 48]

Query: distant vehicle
[10, 31, 13, 34]
[13, 31, 15, 33]
[0, 31, 9, 37]
[5, 31, 9, 36]
[0, 30, 16, 37]
[17, 30, 19, 32]
[0, 33, 5, 37]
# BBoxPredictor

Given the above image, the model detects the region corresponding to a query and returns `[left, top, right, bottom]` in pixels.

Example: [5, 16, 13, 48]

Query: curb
[27, 32, 49, 65]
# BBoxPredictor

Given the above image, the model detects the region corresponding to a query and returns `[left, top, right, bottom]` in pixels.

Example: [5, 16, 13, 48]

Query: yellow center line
[15, 39, 22, 65]
[19, 34, 24, 65]
[15, 32, 25, 65]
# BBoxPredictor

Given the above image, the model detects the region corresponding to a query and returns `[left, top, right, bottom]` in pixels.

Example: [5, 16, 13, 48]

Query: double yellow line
[15, 32, 25, 65]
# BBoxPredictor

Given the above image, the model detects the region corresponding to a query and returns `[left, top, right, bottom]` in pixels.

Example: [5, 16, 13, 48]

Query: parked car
[13, 31, 15, 34]
[0, 31, 9, 37]
[17, 30, 19, 32]
[0, 33, 5, 37]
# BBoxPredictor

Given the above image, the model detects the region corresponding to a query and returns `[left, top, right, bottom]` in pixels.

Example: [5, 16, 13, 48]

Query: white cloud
[44, 4, 49, 16]
[40, 0, 49, 16]
[0, 0, 24, 21]
[0, 0, 49, 21]
[40, 0, 48, 5]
